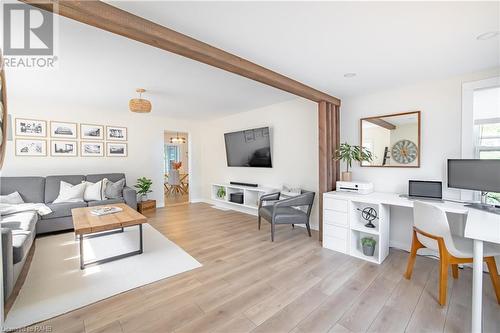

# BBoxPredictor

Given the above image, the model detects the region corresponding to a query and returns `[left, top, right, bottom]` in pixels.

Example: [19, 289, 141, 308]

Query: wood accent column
[318, 101, 340, 242]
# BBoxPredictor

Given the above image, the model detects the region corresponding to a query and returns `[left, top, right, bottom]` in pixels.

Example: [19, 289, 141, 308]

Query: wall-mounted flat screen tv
[224, 127, 272, 168]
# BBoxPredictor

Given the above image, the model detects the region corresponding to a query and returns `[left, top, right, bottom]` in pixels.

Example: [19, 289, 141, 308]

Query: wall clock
[391, 139, 418, 164]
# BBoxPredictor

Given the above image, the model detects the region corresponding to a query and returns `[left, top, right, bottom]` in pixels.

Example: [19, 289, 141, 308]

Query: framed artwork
[106, 126, 127, 141]
[15, 139, 47, 156]
[15, 118, 47, 137]
[50, 121, 77, 139]
[81, 141, 104, 157]
[106, 142, 127, 157]
[51, 140, 78, 157]
[80, 123, 104, 140]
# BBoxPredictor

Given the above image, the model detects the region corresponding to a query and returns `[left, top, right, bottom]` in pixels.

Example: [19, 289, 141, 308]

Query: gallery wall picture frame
[81, 123, 104, 140]
[106, 142, 127, 157]
[50, 121, 78, 139]
[81, 141, 104, 157]
[106, 126, 127, 141]
[15, 139, 47, 156]
[15, 118, 47, 137]
[50, 140, 78, 157]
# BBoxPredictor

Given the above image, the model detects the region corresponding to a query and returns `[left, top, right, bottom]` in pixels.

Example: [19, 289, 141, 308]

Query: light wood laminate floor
[24, 203, 500, 333]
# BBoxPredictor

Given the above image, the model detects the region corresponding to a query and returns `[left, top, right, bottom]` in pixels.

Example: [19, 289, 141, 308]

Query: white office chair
[405, 201, 500, 306]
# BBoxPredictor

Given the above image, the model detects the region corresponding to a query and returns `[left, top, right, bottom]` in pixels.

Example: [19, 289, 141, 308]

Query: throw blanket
[0, 203, 52, 217]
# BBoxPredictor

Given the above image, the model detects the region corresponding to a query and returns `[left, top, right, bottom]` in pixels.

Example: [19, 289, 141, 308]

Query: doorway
[164, 131, 189, 206]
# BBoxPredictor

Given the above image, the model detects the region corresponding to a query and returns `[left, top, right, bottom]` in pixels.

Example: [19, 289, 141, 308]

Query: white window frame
[461, 76, 500, 201]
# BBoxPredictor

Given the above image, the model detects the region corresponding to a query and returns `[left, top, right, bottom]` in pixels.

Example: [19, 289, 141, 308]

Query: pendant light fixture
[129, 88, 152, 113]
[170, 132, 186, 144]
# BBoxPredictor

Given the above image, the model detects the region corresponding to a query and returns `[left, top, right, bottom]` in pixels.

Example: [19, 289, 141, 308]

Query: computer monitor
[447, 159, 500, 193]
[408, 180, 443, 199]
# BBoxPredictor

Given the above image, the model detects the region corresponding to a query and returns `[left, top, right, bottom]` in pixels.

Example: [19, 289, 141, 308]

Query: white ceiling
[8, 1, 500, 120]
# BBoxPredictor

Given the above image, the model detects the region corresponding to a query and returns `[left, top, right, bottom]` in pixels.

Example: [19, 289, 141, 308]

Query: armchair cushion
[259, 205, 308, 225]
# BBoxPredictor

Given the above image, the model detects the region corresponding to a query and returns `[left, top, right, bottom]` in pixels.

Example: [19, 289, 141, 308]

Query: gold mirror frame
[0, 53, 7, 169]
[360, 111, 421, 168]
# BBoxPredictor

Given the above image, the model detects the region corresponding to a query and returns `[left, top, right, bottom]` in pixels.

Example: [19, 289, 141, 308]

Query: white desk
[323, 191, 500, 332]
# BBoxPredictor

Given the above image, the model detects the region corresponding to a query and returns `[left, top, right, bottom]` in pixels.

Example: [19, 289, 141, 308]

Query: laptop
[400, 180, 444, 202]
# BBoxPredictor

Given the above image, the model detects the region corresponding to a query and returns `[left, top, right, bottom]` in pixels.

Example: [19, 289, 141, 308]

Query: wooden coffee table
[71, 203, 147, 270]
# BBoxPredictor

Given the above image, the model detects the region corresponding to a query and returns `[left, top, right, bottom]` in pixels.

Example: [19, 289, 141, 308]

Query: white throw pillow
[53, 181, 86, 204]
[82, 180, 106, 201]
[0, 191, 25, 204]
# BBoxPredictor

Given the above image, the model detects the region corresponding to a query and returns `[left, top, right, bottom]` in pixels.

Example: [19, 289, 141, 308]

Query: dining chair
[404, 201, 500, 306]
[164, 173, 170, 193]
[167, 169, 185, 196]
[180, 173, 189, 194]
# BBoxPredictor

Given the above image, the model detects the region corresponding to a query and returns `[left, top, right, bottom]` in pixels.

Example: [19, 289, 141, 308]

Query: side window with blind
[474, 87, 500, 204]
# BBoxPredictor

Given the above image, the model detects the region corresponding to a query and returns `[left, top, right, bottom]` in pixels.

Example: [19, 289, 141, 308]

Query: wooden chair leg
[258, 216, 261, 230]
[271, 223, 275, 242]
[452, 264, 459, 279]
[485, 257, 500, 304]
[405, 229, 423, 279]
[439, 257, 449, 306]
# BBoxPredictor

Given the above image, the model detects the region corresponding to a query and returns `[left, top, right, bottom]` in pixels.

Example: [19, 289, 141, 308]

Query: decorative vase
[342, 171, 352, 182]
[141, 194, 148, 202]
[362, 244, 375, 256]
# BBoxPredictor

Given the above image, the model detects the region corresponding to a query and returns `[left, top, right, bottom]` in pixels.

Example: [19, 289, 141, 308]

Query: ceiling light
[170, 132, 186, 144]
[344, 73, 357, 78]
[476, 31, 500, 40]
[129, 88, 152, 113]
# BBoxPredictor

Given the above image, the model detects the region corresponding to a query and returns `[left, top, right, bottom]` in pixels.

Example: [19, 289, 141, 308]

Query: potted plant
[134, 177, 153, 202]
[217, 186, 226, 200]
[361, 237, 377, 256]
[334, 143, 373, 181]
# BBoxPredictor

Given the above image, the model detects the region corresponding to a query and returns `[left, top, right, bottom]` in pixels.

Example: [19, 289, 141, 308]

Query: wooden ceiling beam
[21, 0, 340, 106]
[365, 118, 396, 130]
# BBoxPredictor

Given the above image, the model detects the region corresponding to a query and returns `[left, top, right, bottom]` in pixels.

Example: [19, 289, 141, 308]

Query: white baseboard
[389, 240, 438, 257]
[189, 198, 208, 204]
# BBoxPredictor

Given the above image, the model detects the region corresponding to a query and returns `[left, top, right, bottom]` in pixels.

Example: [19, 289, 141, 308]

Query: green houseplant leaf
[134, 177, 153, 196]
[361, 237, 377, 247]
[217, 186, 226, 199]
[334, 143, 374, 172]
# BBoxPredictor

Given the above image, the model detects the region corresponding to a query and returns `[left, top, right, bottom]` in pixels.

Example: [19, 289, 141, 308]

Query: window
[473, 87, 500, 204]
[164, 144, 180, 174]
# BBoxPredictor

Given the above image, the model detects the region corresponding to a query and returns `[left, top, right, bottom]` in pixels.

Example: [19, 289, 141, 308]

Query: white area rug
[5, 224, 201, 329]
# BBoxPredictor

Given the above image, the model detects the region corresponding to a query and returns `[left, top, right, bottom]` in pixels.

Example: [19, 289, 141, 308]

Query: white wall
[342, 68, 500, 196]
[341, 68, 500, 249]
[2, 99, 202, 208]
[199, 98, 320, 228]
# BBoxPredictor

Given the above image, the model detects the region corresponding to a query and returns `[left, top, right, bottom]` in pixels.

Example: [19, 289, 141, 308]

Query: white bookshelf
[323, 193, 390, 264]
[211, 183, 277, 214]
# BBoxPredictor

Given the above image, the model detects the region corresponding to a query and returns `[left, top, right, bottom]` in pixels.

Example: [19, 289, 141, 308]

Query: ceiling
[8, 1, 499, 120]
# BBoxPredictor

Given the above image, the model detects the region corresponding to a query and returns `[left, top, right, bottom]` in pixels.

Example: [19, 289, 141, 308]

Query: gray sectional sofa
[0, 173, 137, 301]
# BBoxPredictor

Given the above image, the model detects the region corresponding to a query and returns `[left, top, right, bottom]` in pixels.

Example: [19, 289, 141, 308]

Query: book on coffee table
[90, 206, 123, 216]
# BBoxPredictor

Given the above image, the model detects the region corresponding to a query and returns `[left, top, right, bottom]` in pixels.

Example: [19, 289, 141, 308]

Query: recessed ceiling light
[344, 73, 357, 78]
[476, 31, 500, 40]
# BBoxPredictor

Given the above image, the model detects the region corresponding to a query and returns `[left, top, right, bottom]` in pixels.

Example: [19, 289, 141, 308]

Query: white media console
[211, 183, 277, 214]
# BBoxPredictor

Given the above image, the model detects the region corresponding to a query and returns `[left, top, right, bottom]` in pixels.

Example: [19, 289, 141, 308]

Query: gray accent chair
[258, 190, 315, 241]
[0, 173, 137, 301]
